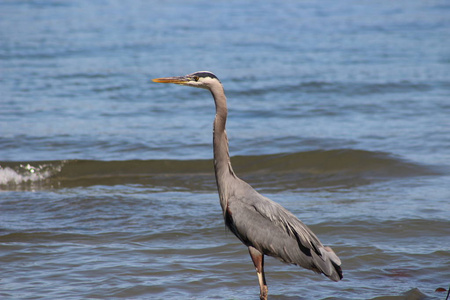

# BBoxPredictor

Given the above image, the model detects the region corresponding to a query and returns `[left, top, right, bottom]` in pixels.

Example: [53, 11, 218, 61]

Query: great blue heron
[152, 71, 343, 299]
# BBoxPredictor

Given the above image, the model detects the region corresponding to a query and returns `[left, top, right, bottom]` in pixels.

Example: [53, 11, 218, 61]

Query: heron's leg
[248, 246, 268, 300]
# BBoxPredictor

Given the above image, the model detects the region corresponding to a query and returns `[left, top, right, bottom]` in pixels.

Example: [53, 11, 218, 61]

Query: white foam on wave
[0, 163, 60, 185]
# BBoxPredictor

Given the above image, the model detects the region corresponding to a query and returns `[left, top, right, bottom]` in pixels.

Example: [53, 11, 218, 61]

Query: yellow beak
[152, 76, 189, 84]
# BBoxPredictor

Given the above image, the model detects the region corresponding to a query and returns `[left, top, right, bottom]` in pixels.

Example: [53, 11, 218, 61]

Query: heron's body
[153, 71, 342, 299]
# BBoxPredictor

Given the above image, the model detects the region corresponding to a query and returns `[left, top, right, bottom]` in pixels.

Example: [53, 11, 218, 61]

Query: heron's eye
[193, 76, 199, 82]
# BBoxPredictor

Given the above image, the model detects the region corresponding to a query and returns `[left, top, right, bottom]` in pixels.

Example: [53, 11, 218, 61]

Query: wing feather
[226, 181, 342, 281]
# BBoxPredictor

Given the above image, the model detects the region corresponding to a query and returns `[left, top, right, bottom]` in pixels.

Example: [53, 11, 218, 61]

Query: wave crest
[0, 150, 438, 191]
[0, 162, 64, 187]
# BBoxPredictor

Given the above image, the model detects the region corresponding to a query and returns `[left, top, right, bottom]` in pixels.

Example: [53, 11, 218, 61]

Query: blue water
[1, 1, 450, 299]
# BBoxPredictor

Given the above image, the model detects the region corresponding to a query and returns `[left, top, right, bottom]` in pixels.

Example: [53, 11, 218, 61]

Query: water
[1, 0, 449, 299]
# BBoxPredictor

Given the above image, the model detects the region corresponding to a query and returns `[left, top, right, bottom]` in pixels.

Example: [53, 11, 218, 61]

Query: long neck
[210, 84, 237, 211]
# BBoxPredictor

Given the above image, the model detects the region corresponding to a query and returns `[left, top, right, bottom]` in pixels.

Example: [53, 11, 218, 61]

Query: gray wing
[225, 180, 342, 281]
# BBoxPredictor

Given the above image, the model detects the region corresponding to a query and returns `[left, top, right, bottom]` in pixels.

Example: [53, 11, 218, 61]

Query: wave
[0, 149, 439, 191]
[0, 163, 64, 187]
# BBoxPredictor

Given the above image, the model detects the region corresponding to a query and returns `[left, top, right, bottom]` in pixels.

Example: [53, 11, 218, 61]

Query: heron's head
[152, 71, 220, 90]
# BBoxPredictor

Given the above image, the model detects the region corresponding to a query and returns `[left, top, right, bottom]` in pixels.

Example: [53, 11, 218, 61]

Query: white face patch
[180, 76, 219, 89]
[199, 76, 216, 85]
